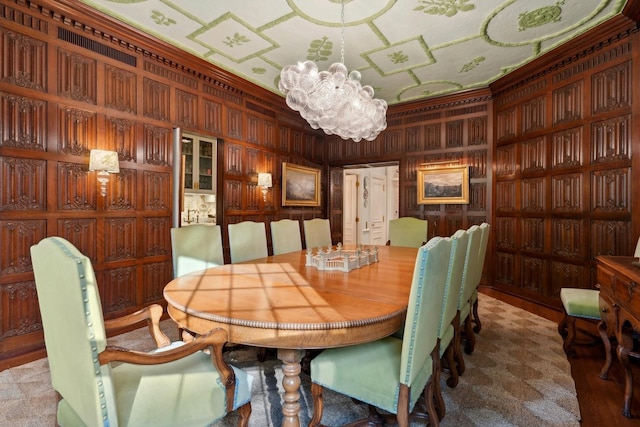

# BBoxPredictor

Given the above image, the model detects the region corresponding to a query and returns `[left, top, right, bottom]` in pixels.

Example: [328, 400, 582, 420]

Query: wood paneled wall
[489, 18, 639, 307]
[0, 0, 323, 368]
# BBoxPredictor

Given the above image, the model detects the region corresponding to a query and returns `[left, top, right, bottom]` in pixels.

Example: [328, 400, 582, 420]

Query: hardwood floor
[481, 288, 640, 427]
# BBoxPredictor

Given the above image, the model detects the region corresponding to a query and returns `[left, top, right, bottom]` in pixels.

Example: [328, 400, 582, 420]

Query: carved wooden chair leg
[463, 316, 476, 355]
[256, 347, 267, 362]
[598, 320, 612, 379]
[444, 343, 460, 388]
[454, 317, 466, 376]
[309, 382, 324, 427]
[562, 315, 578, 356]
[237, 402, 252, 427]
[472, 298, 482, 333]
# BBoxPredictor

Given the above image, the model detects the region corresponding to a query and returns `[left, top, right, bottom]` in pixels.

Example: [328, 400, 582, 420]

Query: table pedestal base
[278, 348, 305, 427]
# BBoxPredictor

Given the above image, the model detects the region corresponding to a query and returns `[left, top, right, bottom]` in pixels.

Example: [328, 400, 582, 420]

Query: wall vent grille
[58, 27, 136, 67]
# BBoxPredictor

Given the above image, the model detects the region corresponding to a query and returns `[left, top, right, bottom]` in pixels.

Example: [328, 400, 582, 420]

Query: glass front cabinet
[182, 133, 216, 194]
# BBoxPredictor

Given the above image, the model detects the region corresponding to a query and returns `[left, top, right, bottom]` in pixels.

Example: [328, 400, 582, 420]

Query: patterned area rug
[0, 294, 580, 426]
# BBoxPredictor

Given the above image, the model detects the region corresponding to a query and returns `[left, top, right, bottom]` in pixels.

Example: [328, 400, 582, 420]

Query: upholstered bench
[558, 288, 601, 355]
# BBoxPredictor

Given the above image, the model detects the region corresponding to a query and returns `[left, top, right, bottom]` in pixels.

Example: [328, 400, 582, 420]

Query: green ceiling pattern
[78, 0, 627, 105]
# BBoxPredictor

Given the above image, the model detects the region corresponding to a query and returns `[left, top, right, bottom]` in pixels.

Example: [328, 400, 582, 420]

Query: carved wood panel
[57, 48, 96, 104]
[384, 129, 402, 153]
[424, 123, 440, 150]
[143, 217, 171, 257]
[142, 78, 169, 121]
[521, 137, 546, 174]
[246, 147, 259, 176]
[104, 65, 136, 114]
[521, 96, 545, 134]
[521, 218, 544, 253]
[445, 120, 463, 148]
[495, 252, 515, 286]
[246, 114, 261, 145]
[0, 219, 46, 275]
[0, 92, 46, 150]
[405, 126, 422, 152]
[495, 217, 516, 250]
[225, 142, 243, 175]
[57, 218, 97, 262]
[175, 89, 197, 129]
[100, 266, 137, 314]
[591, 115, 630, 164]
[591, 168, 630, 214]
[105, 117, 136, 162]
[0, 281, 40, 339]
[552, 127, 583, 169]
[551, 173, 582, 213]
[226, 107, 243, 139]
[521, 256, 547, 293]
[225, 179, 242, 210]
[553, 81, 582, 124]
[143, 125, 171, 166]
[591, 60, 631, 114]
[141, 262, 172, 304]
[496, 181, 515, 213]
[203, 98, 223, 135]
[590, 220, 631, 257]
[468, 150, 487, 179]
[108, 168, 136, 211]
[550, 261, 586, 299]
[104, 218, 136, 262]
[468, 117, 487, 145]
[57, 161, 94, 210]
[0, 29, 46, 92]
[496, 143, 517, 177]
[58, 106, 96, 156]
[551, 219, 584, 260]
[0, 157, 46, 211]
[496, 107, 516, 141]
[143, 171, 170, 212]
[469, 182, 486, 212]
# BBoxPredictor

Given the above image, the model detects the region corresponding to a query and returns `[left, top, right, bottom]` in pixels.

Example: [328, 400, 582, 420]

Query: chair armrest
[104, 304, 171, 348]
[98, 328, 236, 412]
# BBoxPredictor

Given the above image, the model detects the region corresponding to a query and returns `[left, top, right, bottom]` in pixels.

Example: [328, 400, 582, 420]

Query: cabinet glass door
[198, 139, 213, 191]
[182, 136, 194, 190]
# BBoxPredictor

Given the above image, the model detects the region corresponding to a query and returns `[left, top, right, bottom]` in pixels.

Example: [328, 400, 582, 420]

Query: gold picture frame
[282, 162, 321, 206]
[417, 165, 469, 204]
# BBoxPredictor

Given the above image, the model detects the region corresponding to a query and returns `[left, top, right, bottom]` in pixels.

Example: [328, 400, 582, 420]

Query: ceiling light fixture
[279, 0, 387, 142]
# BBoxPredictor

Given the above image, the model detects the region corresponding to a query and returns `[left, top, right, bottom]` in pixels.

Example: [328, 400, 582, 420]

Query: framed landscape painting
[417, 165, 469, 204]
[282, 162, 321, 206]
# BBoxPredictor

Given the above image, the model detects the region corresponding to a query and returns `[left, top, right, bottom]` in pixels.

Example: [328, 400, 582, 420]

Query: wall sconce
[257, 172, 272, 202]
[89, 149, 120, 197]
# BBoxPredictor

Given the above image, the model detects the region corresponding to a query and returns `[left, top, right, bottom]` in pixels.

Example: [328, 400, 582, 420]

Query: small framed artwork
[282, 162, 321, 206]
[417, 165, 470, 204]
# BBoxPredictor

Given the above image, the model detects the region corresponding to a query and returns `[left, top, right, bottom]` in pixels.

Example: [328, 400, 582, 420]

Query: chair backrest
[438, 229, 469, 340]
[270, 219, 302, 255]
[474, 222, 490, 286]
[303, 218, 332, 249]
[171, 224, 224, 277]
[388, 217, 428, 248]
[31, 237, 116, 426]
[400, 236, 451, 390]
[228, 221, 268, 263]
[458, 225, 483, 310]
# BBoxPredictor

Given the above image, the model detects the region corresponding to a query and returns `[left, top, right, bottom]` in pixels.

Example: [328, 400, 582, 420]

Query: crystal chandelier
[279, 1, 387, 142]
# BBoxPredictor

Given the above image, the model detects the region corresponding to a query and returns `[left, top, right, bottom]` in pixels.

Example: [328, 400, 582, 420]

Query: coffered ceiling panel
[78, 0, 628, 105]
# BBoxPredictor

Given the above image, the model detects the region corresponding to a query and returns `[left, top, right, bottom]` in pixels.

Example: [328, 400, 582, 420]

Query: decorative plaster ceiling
[78, 0, 628, 105]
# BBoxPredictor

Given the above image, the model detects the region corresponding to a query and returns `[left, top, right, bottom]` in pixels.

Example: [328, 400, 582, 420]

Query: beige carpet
[0, 294, 580, 426]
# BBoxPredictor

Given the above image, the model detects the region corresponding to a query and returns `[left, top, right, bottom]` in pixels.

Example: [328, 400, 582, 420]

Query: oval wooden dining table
[164, 245, 419, 427]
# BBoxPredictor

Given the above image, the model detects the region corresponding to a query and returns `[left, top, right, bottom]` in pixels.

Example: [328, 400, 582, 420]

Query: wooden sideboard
[597, 256, 640, 418]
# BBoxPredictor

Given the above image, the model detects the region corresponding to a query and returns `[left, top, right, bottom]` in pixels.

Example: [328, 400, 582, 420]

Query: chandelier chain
[340, 0, 345, 64]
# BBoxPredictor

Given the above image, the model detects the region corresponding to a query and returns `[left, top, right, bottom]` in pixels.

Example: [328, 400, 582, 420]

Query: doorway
[342, 162, 399, 246]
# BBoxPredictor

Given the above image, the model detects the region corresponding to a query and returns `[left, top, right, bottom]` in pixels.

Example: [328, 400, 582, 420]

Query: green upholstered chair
[270, 219, 302, 255]
[436, 229, 469, 396]
[309, 237, 452, 427]
[557, 288, 601, 355]
[303, 218, 332, 249]
[387, 217, 428, 248]
[171, 224, 224, 277]
[30, 236, 252, 427]
[469, 222, 491, 335]
[454, 225, 482, 375]
[228, 221, 268, 263]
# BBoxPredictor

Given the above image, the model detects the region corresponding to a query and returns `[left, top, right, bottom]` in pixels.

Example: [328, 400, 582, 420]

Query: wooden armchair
[31, 236, 252, 427]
